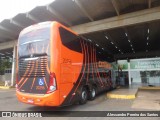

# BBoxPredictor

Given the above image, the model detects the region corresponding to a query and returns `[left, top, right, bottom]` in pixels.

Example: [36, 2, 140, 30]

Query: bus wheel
[79, 88, 88, 105]
[88, 86, 96, 100]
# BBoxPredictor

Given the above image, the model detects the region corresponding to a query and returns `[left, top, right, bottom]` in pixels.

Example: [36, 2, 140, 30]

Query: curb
[106, 86, 160, 100]
[0, 86, 15, 89]
[106, 86, 138, 99]
[106, 93, 136, 99]
[138, 86, 160, 90]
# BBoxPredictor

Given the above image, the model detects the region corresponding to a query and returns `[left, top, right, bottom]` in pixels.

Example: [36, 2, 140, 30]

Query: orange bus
[16, 21, 116, 106]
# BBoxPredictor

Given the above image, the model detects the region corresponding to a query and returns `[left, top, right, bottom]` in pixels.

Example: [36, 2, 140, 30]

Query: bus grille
[18, 56, 47, 77]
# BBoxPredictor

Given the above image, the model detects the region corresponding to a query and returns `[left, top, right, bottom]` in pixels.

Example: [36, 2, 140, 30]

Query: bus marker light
[27, 99, 34, 103]
[22, 97, 26, 100]
[36, 99, 41, 102]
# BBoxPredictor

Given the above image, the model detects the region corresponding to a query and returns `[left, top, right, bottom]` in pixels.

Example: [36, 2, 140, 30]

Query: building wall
[118, 58, 160, 86]
[130, 71, 141, 83]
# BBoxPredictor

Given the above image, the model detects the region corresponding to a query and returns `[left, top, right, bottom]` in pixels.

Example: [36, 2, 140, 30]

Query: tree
[0, 58, 12, 75]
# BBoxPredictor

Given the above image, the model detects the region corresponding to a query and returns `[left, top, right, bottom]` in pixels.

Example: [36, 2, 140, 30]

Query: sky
[0, 0, 55, 22]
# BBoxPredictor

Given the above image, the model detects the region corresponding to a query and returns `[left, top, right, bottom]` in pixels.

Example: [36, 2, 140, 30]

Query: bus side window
[59, 27, 82, 53]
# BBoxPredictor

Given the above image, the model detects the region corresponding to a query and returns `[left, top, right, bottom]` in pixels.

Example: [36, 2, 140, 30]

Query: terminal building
[0, 0, 160, 87]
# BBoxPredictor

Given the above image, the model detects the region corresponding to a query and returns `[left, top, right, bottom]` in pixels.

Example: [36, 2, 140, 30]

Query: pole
[128, 62, 131, 86]
[11, 45, 16, 86]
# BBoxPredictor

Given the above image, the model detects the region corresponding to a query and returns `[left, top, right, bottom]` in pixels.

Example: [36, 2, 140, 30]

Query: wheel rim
[92, 88, 96, 97]
[82, 91, 87, 100]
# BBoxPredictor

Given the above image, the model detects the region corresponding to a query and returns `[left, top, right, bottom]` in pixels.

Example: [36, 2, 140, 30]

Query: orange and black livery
[16, 21, 116, 106]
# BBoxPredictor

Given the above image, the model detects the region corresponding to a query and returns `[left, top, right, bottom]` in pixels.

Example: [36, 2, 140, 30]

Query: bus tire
[88, 86, 96, 100]
[79, 87, 88, 105]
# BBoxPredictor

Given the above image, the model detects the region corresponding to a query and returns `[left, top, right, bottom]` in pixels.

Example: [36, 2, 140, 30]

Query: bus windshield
[18, 26, 50, 58]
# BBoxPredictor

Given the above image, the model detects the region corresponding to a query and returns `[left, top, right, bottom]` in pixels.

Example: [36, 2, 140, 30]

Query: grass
[0, 81, 5, 86]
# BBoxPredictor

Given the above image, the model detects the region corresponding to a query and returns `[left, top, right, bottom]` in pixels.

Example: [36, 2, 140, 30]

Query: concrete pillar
[128, 62, 131, 86]
[11, 45, 16, 86]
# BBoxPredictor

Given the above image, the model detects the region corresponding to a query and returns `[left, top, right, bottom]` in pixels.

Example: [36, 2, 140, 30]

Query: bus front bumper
[16, 90, 60, 106]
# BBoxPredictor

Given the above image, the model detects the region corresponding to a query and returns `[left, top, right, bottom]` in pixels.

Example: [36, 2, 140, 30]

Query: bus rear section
[16, 22, 61, 106]
[16, 22, 84, 106]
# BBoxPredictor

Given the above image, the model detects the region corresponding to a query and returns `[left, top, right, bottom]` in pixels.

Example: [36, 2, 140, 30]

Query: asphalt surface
[0, 89, 159, 120]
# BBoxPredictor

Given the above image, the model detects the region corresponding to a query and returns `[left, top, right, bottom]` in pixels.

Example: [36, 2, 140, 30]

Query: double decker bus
[16, 21, 116, 106]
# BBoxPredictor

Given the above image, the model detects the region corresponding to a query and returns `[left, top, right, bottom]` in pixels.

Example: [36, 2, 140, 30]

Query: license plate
[27, 99, 34, 103]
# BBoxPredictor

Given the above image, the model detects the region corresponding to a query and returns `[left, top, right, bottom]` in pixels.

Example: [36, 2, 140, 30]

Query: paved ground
[0, 89, 159, 120]
[132, 90, 160, 110]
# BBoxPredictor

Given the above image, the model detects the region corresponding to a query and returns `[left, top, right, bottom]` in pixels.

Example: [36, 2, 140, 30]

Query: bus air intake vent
[18, 56, 47, 77]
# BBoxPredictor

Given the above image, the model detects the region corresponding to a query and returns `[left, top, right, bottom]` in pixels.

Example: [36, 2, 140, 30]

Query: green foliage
[0, 59, 12, 75]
